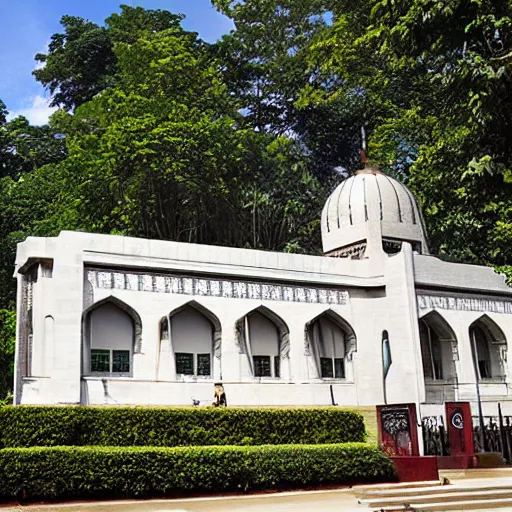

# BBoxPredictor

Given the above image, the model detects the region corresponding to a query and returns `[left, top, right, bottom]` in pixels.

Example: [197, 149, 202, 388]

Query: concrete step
[440, 467, 512, 480]
[360, 489, 512, 509]
[352, 480, 441, 495]
[359, 482, 512, 499]
[355, 485, 447, 500]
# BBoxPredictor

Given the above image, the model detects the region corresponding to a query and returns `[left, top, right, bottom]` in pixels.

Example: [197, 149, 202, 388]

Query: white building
[13, 168, 512, 415]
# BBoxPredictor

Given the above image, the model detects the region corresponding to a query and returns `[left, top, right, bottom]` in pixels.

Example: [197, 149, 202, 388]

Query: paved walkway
[0, 489, 365, 512]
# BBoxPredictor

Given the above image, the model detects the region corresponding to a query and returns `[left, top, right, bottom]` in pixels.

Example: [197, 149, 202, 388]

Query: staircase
[355, 469, 512, 511]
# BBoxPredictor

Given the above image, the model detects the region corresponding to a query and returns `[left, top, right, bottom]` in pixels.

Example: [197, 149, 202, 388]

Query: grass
[348, 406, 378, 445]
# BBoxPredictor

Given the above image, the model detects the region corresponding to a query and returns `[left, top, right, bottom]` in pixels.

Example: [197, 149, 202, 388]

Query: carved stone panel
[418, 294, 512, 314]
[85, 268, 350, 306]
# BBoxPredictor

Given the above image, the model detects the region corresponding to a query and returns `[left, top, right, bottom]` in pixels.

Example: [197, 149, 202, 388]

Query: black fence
[422, 416, 449, 456]
[472, 414, 512, 463]
[422, 407, 512, 464]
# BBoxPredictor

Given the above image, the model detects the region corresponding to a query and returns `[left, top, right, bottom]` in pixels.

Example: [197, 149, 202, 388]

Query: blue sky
[1, 0, 234, 124]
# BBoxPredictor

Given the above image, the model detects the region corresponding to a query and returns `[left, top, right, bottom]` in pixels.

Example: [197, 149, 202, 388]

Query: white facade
[13, 168, 512, 417]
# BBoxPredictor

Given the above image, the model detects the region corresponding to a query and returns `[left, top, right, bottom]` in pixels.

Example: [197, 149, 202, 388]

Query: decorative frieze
[417, 294, 512, 315]
[86, 268, 349, 306]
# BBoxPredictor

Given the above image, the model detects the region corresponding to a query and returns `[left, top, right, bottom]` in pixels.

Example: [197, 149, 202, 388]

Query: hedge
[0, 443, 395, 501]
[0, 406, 366, 447]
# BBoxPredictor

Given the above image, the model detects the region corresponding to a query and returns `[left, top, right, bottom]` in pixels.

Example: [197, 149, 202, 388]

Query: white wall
[171, 307, 213, 356]
[248, 312, 279, 357]
[90, 303, 133, 351]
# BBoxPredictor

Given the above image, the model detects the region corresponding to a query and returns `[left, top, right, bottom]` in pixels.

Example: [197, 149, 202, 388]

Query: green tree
[212, 0, 368, 181]
[213, 0, 332, 134]
[0, 309, 15, 401]
[34, 5, 186, 110]
[38, 17, 325, 254]
[0, 103, 68, 308]
[302, 0, 512, 265]
[0, 100, 25, 179]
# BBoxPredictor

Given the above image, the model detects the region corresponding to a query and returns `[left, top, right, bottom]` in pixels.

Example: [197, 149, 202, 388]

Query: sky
[0, 0, 234, 125]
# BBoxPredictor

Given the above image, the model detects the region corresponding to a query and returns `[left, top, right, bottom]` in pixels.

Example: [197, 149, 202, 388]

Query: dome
[321, 168, 429, 258]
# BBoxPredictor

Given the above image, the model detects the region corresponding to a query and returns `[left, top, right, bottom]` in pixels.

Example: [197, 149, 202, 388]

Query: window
[87, 300, 136, 376]
[432, 342, 444, 380]
[91, 349, 110, 373]
[472, 326, 492, 378]
[175, 353, 211, 377]
[197, 353, 211, 377]
[176, 353, 194, 375]
[253, 355, 272, 377]
[334, 358, 345, 379]
[320, 357, 345, 379]
[113, 350, 130, 373]
[321, 357, 334, 378]
[420, 320, 444, 380]
[91, 349, 130, 374]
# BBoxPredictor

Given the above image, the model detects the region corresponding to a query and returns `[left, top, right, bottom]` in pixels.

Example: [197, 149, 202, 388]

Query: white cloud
[33, 41, 50, 71]
[7, 95, 57, 126]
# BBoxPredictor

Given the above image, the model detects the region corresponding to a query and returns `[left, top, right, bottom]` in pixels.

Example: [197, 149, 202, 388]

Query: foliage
[0, 444, 394, 500]
[0, 406, 366, 448]
[212, 0, 363, 180]
[33, 5, 185, 110]
[302, 0, 512, 264]
[212, 0, 331, 134]
[37, 20, 325, 254]
[0, 311, 15, 401]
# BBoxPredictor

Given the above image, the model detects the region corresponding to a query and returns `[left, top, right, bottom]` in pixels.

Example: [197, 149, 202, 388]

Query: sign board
[377, 403, 420, 457]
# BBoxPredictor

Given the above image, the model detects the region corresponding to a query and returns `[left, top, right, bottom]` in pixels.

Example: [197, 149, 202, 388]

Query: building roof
[414, 253, 512, 296]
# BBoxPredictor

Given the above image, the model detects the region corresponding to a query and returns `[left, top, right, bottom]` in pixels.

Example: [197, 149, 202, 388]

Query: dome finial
[360, 126, 368, 168]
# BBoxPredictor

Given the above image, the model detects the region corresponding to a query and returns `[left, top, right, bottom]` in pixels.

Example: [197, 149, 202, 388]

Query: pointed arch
[165, 300, 221, 359]
[419, 311, 457, 381]
[235, 306, 290, 378]
[84, 296, 142, 353]
[469, 315, 507, 380]
[235, 305, 290, 357]
[304, 309, 357, 380]
[160, 301, 221, 379]
[420, 311, 457, 342]
[305, 309, 357, 354]
[82, 296, 142, 376]
[471, 314, 506, 344]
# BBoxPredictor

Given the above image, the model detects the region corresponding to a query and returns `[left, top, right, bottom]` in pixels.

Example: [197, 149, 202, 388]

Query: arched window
[235, 307, 290, 379]
[469, 316, 506, 380]
[161, 301, 221, 379]
[305, 310, 356, 380]
[419, 311, 457, 381]
[83, 297, 141, 377]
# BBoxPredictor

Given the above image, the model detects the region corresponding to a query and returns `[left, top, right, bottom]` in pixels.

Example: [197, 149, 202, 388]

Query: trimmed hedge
[0, 443, 395, 501]
[0, 407, 366, 447]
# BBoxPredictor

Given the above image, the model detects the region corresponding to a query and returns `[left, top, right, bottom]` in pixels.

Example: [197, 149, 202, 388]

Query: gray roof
[414, 254, 512, 296]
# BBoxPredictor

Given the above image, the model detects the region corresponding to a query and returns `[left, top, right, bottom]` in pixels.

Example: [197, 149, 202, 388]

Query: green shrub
[0, 406, 366, 448]
[0, 443, 395, 501]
